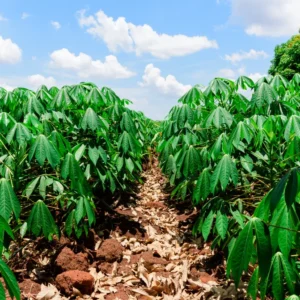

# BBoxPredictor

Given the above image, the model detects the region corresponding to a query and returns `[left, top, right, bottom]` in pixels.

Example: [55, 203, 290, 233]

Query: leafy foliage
[158, 74, 300, 299]
[269, 34, 300, 80]
[0, 82, 158, 296]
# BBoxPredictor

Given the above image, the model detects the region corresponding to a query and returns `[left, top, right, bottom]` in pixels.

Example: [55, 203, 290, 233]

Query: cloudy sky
[0, 0, 299, 119]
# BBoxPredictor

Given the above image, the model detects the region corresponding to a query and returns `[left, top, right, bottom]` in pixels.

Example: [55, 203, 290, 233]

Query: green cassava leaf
[0, 178, 21, 221]
[247, 266, 259, 300]
[6, 123, 32, 145]
[211, 154, 238, 192]
[0, 259, 20, 300]
[27, 200, 58, 240]
[229, 220, 254, 287]
[193, 168, 211, 204]
[272, 252, 284, 300]
[29, 134, 60, 168]
[202, 210, 214, 241]
[215, 209, 228, 240]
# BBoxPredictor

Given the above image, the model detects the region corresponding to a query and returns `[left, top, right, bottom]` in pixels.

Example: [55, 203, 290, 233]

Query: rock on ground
[55, 247, 89, 272]
[96, 238, 124, 262]
[56, 270, 94, 295]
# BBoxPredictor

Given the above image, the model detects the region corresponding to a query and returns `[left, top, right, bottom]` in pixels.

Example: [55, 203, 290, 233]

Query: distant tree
[269, 34, 300, 80]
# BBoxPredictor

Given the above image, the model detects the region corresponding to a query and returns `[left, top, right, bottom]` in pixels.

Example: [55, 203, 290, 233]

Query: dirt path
[17, 158, 247, 300]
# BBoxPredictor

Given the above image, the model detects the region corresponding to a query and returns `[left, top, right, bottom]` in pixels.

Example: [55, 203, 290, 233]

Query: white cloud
[77, 10, 218, 59]
[217, 67, 244, 79]
[0, 36, 22, 64]
[139, 64, 191, 97]
[0, 82, 14, 91]
[230, 0, 300, 37]
[0, 13, 8, 21]
[225, 49, 268, 64]
[248, 72, 266, 83]
[21, 12, 30, 20]
[27, 74, 56, 89]
[49, 48, 135, 79]
[51, 21, 61, 30]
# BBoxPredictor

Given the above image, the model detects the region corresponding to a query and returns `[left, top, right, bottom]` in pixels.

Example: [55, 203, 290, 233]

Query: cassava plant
[158, 73, 300, 299]
[0, 82, 157, 242]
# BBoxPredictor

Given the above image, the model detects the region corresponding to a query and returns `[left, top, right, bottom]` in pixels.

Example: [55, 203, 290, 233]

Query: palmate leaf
[277, 206, 293, 257]
[29, 134, 60, 168]
[176, 104, 194, 128]
[69, 84, 88, 104]
[36, 87, 53, 103]
[206, 107, 233, 129]
[270, 74, 289, 91]
[286, 296, 300, 300]
[51, 87, 72, 108]
[49, 130, 71, 156]
[88, 146, 99, 166]
[120, 111, 136, 134]
[270, 171, 289, 211]
[86, 87, 107, 106]
[0, 259, 20, 300]
[0, 215, 14, 253]
[269, 199, 286, 252]
[247, 266, 259, 300]
[178, 85, 205, 105]
[285, 136, 300, 162]
[205, 78, 232, 99]
[272, 252, 284, 300]
[27, 200, 58, 240]
[260, 252, 297, 300]
[232, 93, 249, 112]
[0, 112, 16, 133]
[163, 155, 176, 176]
[228, 220, 254, 287]
[210, 133, 229, 160]
[80, 108, 101, 131]
[0, 216, 14, 241]
[65, 209, 76, 237]
[241, 155, 254, 173]
[211, 154, 238, 193]
[230, 121, 253, 150]
[118, 131, 140, 154]
[251, 82, 277, 109]
[0, 178, 21, 221]
[0, 282, 5, 299]
[236, 76, 255, 90]
[279, 253, 296, 295]
[182, 145, 200, 177]
[48, 86, 59, 97]
[193, 168, 211, 204]
[215, 209, 228, 240]
[285, 168, 298, 208]
[101, 86, 121, 103]
[26, 97, 45, 116]
[202, 210, 214, 241]
[6, 122, 32, 145]
[125, 157, 134, 174]
[270, 168, 299, 210]
[252, 218, 271, 279]
[61, 153, 91, 195]
[284, 115, 300, 141]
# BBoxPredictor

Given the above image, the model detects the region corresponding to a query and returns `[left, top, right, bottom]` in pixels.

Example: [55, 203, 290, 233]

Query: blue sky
[0, 0, 299, 119]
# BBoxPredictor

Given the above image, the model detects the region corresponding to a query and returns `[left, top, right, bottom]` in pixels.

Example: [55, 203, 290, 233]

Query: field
[0, 75, 299, 299]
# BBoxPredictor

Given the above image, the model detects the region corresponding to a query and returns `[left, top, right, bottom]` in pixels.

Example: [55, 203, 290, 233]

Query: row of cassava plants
[157, 74, 300, 299]
[0, 82, 158, 299]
